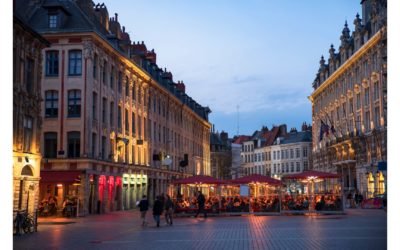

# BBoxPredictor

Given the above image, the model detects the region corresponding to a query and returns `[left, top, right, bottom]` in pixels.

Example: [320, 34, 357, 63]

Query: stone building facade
[13, 12, 49, 215]
[309, 0, 387, 198]
[210, 129, 232, 180]
[238, 125, 287, 177]
[18, 0, 211, 215]
[270, 124, 312, 179]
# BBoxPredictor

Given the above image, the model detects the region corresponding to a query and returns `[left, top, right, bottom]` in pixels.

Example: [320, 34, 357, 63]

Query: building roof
[279, 130, 312, 145]
[233, 135, 251, 144]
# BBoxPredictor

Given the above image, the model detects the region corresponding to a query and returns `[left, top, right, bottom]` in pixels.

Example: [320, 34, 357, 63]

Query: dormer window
[48, 14, 58, 28]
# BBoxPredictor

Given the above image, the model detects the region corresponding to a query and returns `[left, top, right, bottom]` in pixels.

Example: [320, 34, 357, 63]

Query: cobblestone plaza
[14, 209, 386, 250]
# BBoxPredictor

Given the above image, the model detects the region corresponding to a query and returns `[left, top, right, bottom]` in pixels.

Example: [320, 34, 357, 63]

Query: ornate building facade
[13, 12, 49, 215]
[309, 0, 387, 198]
[18, 0, 211, 215]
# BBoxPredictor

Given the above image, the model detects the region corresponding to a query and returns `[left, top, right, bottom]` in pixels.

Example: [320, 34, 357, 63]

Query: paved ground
[13, 209, 387, 250]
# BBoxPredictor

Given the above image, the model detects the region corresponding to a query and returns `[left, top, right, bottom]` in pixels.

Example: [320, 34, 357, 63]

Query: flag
[319, 120, 329, 141]
[331, 125, 336, 134]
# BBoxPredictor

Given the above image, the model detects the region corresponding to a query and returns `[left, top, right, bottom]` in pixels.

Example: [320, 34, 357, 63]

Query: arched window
[21, 165, 33, 176]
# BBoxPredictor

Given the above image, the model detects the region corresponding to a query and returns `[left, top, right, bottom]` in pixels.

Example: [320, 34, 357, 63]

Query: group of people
[347, 190, 364, 208]
[137, 191, 207, 227]
[137, 193, 175, 228]
[38, 196, 58, 216]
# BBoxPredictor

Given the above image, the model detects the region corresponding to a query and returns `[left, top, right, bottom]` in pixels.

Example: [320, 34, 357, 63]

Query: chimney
[115, 13, 118, 22]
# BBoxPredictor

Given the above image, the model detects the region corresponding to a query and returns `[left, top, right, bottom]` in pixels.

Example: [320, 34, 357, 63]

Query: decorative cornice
[310, 29, 383, 101]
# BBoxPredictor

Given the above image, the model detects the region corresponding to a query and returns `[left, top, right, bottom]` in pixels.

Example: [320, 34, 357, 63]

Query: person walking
[137, 195, 149, 226]
[164, 194, 174, 226]
[153, 195, 163, 227]
[194, 191, 207, 218]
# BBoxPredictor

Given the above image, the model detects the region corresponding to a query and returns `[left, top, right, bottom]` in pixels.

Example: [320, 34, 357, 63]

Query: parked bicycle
[13, 210, 35, 235]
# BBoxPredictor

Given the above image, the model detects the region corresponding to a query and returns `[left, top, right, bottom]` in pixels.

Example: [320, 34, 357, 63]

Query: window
[101, 136, 106, 160]
[25, 58, 34, 93]
[373, 82, 380, 100]
[67, 131, 80, 158]
[364, 87, 370, 106]
[125, 76, 129, 97]
[48, 14, 58, 28]
[118, 71, 122, 93]
[304, 161, 308, 171]
[273, 151, 276, 160]
[92, 133, 96, 157]
[296, 148, 300, 158]
[144, 118, 147, 139]
[23, 116, 33, 152]
[125, 109, 129, 134]
[336, 107, 340, 120]
[102, 98, 107, 123]
[110, 102, 114, 126]
[342, 103, 346, 117]
[132, 112, 136, 135]
[296, 162, 300, 172]
[68, 50, 82, 76]
[374, 106, 380, 128]
[93, 54, 97, 78]
[110, 66, 114, 89]
[46, 51, 59, 76]
[349, 98, 354, 113]
[290, 162, 294, 172]
[45, 90, 58, 118]
[356, 114, 361, 132]
[303, 147, 308, 157]
[68, 90, 81, 117]
[118, 106, 122, 130]
[365, 111, 371, 131]
[356, 93, 361, 110]
[92, 92, 97, 120]
[102, 60, 107, 84]
[44, 132, 57, 158]
[290, 149, 294, 159]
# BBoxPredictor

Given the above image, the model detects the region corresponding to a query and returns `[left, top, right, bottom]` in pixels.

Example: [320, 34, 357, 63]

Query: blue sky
[106, 0, 361, 136]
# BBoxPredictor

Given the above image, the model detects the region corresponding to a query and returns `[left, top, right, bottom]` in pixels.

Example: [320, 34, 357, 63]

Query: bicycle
[13, 210, 35, 235]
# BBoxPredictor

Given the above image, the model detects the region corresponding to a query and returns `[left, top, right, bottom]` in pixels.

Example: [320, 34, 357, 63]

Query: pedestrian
[194, 191, 207, 218]
[164, 194, 174, 226]
[153, 195, 163, 227]
[137, 195, 149, 226]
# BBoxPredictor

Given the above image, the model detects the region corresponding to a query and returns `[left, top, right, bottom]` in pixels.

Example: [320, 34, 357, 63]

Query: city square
[8, 0, 396, 249]
[14, 209, 387, 250]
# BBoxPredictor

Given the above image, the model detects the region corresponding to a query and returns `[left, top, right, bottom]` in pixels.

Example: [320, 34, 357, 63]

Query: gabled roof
[262, 126, 280, 146]
[233, 135, 251, 144]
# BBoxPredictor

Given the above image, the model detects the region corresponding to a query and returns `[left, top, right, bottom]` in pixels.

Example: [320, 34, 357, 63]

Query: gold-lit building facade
[19, 0, 211, 215]
[13, 13, 49, 215]
[309, 0, 387, 199]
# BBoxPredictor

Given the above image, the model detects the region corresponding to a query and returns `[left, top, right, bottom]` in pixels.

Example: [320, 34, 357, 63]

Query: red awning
[171, 175, 227, 185]
[230, 174, 282, 185]
[282, 170, 340, 180]
[40, 171, 83, 183]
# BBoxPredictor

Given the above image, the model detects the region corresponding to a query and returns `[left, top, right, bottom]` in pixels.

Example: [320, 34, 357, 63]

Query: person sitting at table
[316, 195, 326, 211]
[303, 197, 309, 210]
